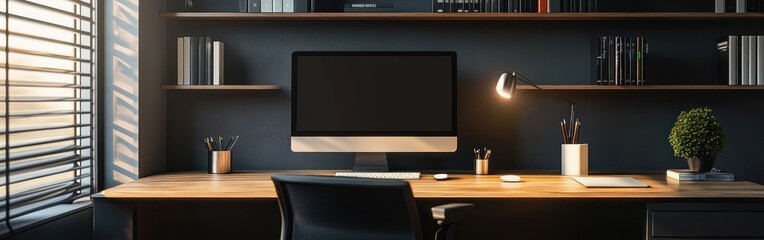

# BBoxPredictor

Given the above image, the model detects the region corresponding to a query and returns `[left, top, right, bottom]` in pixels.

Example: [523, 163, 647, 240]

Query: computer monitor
[291, 51, 457, 172]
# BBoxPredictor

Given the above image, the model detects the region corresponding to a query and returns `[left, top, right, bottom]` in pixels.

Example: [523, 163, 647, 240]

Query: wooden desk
[94, 171, 764, 240]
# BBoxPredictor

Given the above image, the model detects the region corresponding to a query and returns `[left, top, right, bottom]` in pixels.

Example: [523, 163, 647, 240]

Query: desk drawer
[648, 203, 764, 239]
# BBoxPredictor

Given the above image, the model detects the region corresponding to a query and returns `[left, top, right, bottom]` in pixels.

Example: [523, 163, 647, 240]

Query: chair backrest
[272, 175, 423, 240]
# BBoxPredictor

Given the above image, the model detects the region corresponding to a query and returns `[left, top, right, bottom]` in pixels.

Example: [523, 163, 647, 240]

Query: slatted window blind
[0, 0, 95, 231]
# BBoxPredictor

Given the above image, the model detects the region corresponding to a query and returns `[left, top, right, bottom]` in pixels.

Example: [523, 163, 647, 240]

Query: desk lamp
[495, 71, 577, 140]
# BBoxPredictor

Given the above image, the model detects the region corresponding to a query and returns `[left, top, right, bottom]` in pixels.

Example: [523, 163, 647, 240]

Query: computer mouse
[433, 173, 448, 180]
[500, 175, 521, 182]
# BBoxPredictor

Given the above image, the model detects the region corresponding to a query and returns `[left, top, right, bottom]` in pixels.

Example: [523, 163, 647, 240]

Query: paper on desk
[572, 177, 649, 188]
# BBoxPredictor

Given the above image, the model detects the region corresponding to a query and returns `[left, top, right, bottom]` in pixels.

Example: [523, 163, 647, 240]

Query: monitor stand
[352, 153, 389, 172]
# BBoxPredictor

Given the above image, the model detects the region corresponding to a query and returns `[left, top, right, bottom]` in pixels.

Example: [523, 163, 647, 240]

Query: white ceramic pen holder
[561, 144, 588, 176]
[208, 151, 231, 174]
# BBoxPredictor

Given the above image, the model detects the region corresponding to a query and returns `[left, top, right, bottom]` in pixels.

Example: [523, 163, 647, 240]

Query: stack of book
[718, 35, 764, 86]
[667, 169, 734, 181]
[715, 0, 761, 13]
[594, 36, 648, 85]
[177, 37, 224, 86]
[434, 0, 596, 13]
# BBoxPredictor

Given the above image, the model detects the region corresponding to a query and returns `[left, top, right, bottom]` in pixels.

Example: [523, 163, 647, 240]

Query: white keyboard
[335, 172, 421, 180]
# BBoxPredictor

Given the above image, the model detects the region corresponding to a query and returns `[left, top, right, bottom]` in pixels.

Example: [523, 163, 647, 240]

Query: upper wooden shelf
[517, 85, 764, 90]
[161, 85, 281, 90]
[160, 12, 764, 21]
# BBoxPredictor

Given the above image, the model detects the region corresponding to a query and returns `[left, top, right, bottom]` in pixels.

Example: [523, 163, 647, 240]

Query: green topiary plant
[668, 107, 725, 159]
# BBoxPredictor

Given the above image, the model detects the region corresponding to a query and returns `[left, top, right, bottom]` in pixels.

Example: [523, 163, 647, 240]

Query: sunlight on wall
[106, 0, 139, 186]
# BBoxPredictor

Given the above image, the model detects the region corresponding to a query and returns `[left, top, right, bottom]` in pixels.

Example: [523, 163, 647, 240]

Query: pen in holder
[208, 151, 231, 174]
[474, 147, 491, 175]
[204, 136, 239, 174]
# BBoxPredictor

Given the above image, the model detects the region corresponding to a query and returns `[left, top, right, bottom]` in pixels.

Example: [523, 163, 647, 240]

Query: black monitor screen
[292, 52, 456, 136]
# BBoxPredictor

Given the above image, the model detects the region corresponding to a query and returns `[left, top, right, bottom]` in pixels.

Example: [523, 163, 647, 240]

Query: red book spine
[538, 0, 548, 13]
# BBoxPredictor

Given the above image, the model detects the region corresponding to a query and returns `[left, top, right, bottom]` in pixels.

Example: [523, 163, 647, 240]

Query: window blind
[0, 0, 95, 232]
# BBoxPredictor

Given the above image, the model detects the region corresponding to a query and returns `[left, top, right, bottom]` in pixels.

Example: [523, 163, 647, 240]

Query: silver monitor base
[352, 153, 389, 172]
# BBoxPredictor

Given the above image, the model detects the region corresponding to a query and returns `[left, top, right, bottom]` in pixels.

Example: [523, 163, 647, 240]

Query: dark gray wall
[163, 19, 764, 183]
[139, 0, 168, 178]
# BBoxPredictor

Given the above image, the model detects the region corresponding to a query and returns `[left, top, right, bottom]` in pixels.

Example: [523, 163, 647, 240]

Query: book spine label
[730, 36, 740, 85]
[177, 38, 184, 85]
[248, 0, 261, 12]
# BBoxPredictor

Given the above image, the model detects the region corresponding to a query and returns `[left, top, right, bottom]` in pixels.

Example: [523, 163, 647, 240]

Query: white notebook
[572, 177, 649, 188]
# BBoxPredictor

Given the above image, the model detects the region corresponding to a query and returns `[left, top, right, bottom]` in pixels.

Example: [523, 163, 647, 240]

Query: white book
[283, 0, 294, 12]
[262, 0, 273, 12]
[177, 38, 184, 85]
[758, 36, 764, 85]
[736, 0, 746, 12]
[730, 36, 739, 85]
[183, 37, 192, 85]
[273, 0, 283, 12]
[667, 169, 734, 181]
[742, 36, 749, 85]
[213, 41, 224, 86]
[750, 35, 757, 85]
[715, 0, 725, 13]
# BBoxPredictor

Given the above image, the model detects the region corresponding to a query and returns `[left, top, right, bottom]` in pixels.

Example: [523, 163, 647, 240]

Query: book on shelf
[719, 35, 763, 86]
[344, 3, 394, 12]
[595, 36, 647, 85]
[666, 169, 734, 181]
[177, 38, 184, 85]
[177, 37, 225, 86]
[213, 41, 225, 85]
[432, 0, 595, 13]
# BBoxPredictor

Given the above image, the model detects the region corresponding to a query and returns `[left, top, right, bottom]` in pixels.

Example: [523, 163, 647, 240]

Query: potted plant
[668, 107, 725, 172]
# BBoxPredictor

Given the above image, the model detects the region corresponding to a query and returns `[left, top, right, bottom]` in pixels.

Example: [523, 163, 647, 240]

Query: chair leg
[440, 224, 459, 240]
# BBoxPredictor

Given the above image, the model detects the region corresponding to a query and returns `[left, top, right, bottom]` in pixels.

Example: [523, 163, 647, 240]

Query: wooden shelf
[517, 85, 764, 90]
[161, 85, 281, 90]
[160, 12, 764, 21]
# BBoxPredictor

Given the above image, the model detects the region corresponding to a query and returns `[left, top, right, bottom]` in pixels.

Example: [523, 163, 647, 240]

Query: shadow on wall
[107, 0, 139, 186]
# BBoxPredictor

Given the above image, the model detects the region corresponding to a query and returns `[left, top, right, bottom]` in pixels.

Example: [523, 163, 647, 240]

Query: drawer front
[648, 203, 764, 239]
[651, 211, 764, 238]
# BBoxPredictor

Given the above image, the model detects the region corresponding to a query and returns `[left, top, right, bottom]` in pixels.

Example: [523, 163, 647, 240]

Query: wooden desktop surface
[98, 171, 764, 199]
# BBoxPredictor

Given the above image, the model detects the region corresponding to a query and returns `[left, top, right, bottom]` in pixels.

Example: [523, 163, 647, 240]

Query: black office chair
[272, 175, 474, 240]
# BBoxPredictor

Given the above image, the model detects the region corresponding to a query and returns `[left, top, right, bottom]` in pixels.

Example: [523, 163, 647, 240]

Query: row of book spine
[434, 0, 595, 13]
[595, 36, 648, 85]
[243, 0, 309, 13]
[718, 35, 764, 86]
[715, 0, 761, 13]
[177, 37, 224, 85]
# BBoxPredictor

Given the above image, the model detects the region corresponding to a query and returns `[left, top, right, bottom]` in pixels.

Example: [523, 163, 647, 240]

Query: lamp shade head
[495, 71, 517, 99]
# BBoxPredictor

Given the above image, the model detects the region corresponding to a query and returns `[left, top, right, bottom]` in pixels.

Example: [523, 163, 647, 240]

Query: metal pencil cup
[208, 151, 231, 174]
[475, 159, 489, 175]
